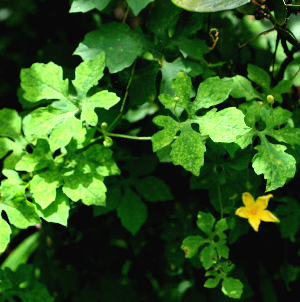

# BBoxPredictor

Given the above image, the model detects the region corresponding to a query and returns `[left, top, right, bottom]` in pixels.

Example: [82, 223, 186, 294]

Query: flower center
[251, 209, 257, 214]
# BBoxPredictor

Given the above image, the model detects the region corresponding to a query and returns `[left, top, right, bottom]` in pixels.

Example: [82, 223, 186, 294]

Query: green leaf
[151, 116, 179, 152]
[23, 104, 86, 151]
[62, 143, 119, 206]
[200, 245, 217, 270]
[204, 275, 222, 288]
[148, 0, 182, 37]
[221, 277, 243, 299]
[1, 232, 40, 272]
[195, 108, 250, 142]
[34, 189, 70, 226]
[0, 214, 12, 254]
[172, 0, 249, 12]
[174, 37, 210, 60]
[159, 72, 192, 110]
[21, 62, 69, 103]
[252, 137, 296, 192]
[117, 188, 148, 236]
[193, 77, 233, 109]
[273, 0, 287, 26]
[247, 64, 271, 91]
[181, 235, 206, 258]
[93, 186, 121, 216]
[81, 90, 120, 126]
[271, 80, 292, 103]
[72, 52, 105, 100]
[69, 0, 111, 12]
[128, 62, 160, 106]
[171, 123, 206, 176]
[197, 211, 215, 235]
[134, 176, 173, 202]
[230, 75, 261, 101]
[0, 176, 41, 228]
[160, 57, 203, 95]
[0, 109, 27, 169]
[127, 0, 153, 15]
[74, 22, 150, 73]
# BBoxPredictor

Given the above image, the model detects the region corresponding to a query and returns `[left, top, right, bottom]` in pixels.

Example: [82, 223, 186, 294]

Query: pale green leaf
[69, 0, 111, 12]
[181, 235, 206, 258]
[271, 80, 292, 103]
[63, 174, 106, 206]
[30, 169, 60, 209]
[172, 0, 249, 12]
[230, 75, 261, 101]
[193, 77, 233, 109]
[72, 52, 105, 100]
[34, 190, 70, 226]
[0, 214, 12, 254]
[221, 277, 244, 299]
[252, 138, 296, 192]
[74, 22, 149, 73]
[81, 90, 120, 126]
[266, 127, 300, 145]
[171, 123, 206, 176]
[260, 107, 292, 128]
[117, 188, 148, 235]
[20, 62, 69, 103]
[196, 108, 250, 142]
[151, 116, 179, 152]
[23, 104, 86, 151]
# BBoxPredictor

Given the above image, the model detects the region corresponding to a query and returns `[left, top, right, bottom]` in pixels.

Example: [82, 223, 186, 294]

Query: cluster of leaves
[182, 211, 243, 299]
[0, 0, 300, 300]
[0, 264, 53, 302]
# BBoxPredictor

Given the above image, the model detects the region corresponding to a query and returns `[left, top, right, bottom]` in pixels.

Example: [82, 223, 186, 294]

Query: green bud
[168, 28, 175, 38]
[141, 51, 154, 61]
[267, 95, 275, 104]
[103, 137, 113, 147]
[101, 122, 108, 130]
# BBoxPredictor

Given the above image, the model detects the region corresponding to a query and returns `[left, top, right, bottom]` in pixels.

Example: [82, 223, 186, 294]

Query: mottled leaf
[200, 245, 217, 270]
[151, 116, 179, 152]
[34, 190, 70, 226]
[171, 123, 206, 176]
[252, 137, 296, 192]
[21, 62, 69, 103]
[72, 52, 105, 100]
[193, 77, 233, 110]
[196, 107, 250, 142]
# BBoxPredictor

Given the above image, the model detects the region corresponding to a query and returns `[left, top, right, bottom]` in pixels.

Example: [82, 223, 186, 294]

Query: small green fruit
[103, 137, 113, 147]
[266, 95, 274, 104]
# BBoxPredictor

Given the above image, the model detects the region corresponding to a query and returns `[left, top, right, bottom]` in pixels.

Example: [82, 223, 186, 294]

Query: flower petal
[260, 210, 280, 223]
[255, 194, 273, 210]
[248, 215, 261, 232]
[235, 206, 250, 219]
[242, 192, 255, 208]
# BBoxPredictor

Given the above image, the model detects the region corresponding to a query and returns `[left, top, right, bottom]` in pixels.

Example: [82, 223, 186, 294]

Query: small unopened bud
[103, 137, 113, 147]
[267, 95, 274, 104]
[101, 122, 108, 130]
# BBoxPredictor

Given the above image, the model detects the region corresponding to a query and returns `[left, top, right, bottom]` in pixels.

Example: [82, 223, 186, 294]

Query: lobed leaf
[195, 107, 250, 142]
[252, 137, 296, 192]
[221, 277, 244, 299]
[181, 235, 206, 258]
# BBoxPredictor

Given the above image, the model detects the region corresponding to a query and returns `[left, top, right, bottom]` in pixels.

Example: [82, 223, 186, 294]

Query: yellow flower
[235, 192, 280, 232]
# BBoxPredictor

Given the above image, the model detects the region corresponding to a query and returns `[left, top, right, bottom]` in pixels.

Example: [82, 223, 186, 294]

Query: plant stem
[107, 133, 152, 140]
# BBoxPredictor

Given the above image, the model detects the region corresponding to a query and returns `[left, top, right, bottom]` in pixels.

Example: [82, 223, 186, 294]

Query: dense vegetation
[0, 0, 300, 301]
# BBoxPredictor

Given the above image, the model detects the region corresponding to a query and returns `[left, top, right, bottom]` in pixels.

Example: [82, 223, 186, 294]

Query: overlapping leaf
[21, 53, 120, 151]
[0, 109, 27, 169]
[153, 72, 250, 175]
